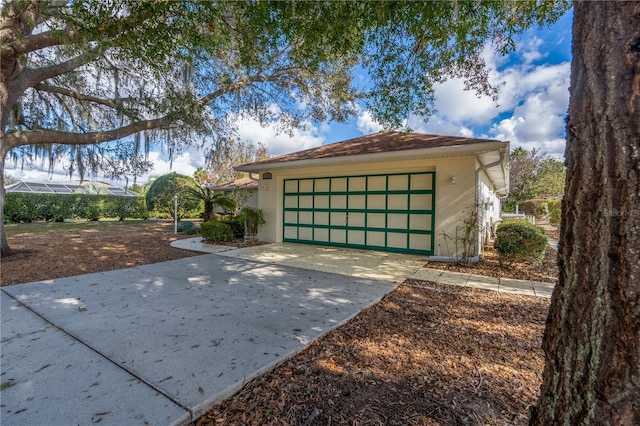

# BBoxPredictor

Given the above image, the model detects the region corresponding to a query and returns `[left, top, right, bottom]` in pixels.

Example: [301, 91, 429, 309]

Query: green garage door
[283, 172, 435, 255]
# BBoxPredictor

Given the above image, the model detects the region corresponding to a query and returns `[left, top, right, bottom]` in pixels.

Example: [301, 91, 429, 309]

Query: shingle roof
[209, 176, 258, 191]
[241, 131, 502, 167]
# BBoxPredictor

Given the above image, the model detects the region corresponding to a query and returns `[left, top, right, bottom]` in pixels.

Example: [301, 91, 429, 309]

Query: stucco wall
[255, 155, 479, 257]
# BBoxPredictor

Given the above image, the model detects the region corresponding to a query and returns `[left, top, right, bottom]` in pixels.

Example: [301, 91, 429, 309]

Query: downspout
[474, 149, 507, 259]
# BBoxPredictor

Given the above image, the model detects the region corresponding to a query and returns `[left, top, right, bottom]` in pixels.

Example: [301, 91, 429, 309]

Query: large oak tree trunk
[531, 1, 640, 424]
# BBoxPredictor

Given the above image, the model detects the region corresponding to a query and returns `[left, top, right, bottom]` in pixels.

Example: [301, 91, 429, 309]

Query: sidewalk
[408, 268, 555, 298]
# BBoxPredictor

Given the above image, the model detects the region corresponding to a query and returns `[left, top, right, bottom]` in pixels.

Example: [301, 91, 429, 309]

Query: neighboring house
[236, 131, 509, 260]
[209, 175, 259, 211]
[4, 181, 139, 197]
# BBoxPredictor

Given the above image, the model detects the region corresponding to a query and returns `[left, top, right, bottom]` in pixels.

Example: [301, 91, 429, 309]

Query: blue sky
[7, 9, 573, 185]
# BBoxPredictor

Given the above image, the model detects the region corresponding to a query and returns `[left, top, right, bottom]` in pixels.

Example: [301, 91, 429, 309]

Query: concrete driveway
[1, 252, 399, 425]
[173, 240, 430, 283]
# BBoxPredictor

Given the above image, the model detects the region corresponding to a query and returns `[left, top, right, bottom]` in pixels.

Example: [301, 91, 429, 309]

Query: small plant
[238, 207, 266, 241]
[494, 219, 547, 266]
[177, 221, 199, 235]
[440, 204, 480, 264]
[200, 221, 233, 243]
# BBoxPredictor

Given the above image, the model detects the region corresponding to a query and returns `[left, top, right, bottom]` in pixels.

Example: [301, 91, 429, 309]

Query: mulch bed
[1, 221, 201, 286]
[2, 221, 555, 425]
[194, 282, 549, 426]
[424, 246, 558, 283]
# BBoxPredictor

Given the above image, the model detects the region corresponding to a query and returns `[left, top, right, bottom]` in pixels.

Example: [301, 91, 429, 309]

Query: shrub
[521, 199, 549, 217]
[222, 218, 245, 238]
[103, 196, 148, 220]
[494, 220, 548, 265]
[4, 193, 147, 222]
[501, 200, 516, 213]
[145, 173, 200, 220]
[177, 221, 199, 235]
[200, 221, 233, 242]
[548, 198, 562, 226]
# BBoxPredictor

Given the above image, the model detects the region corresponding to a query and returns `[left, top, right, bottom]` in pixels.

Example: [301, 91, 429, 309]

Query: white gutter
[474, 149, 507, 257]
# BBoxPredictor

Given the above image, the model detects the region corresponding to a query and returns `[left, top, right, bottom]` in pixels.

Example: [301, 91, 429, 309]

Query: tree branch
[0, 30, 81, 61]
[4, 115, 174, 150]
[18, 48, 103, 89]
[34, 82, 120, 109]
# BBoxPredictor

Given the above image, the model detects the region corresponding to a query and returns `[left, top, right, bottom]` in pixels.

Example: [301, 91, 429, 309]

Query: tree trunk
[531, 2, 640, 424]
[0, 143, 12, 256]
[203, 200, 214, 223]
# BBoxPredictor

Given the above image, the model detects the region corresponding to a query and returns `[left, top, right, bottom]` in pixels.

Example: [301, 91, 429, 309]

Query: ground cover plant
[1, 221, 555, 424]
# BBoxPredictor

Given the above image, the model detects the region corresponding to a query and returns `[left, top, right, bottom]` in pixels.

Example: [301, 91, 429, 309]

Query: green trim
[282, 171, 435, 255]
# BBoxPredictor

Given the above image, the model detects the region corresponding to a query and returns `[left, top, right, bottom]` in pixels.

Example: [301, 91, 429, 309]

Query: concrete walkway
[408, 268, 555, 298]
[173, 239, 556, 298]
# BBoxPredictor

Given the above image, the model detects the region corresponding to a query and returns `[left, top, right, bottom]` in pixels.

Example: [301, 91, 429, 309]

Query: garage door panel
[388, 213, 407, 229]
[348, 230, 365, 245]
[299, 211, 313, 225]
[410, 193, 432, 210]
[367, 194, 386, 209]
[284, 195, 298, 208]
[314, 211, 329, 225]
[330, 228, 346, 243]
[348, 212, 365, 227]
[367, 231, 385, 246]
[315, 179, 330, 192]
[299, 179, 314, 192]
[315, 195, 329, 209]
[367, 176, 386, 191]
[284, 226, 297, 239]
[388, 194, 407, 209]
[410, 214, 431, 230]
[410, 234, 431, 251]
[387, 233, 407, 249]
[410, 174, 433, 190]
[330, 212, 346, 225]
[332, 177, 347, 191]
[349, 176, 366, 191]
[330, 195, 346, 209]
[284, 210, 297, 223]
[388, 175, 408, 190]
[314, 228, 329, 242]
[283, 172, 434, 255]
[349, 194, 366, 209]
[299, 227, 313, 240]
[284, 180, 298, 192]
[367, 213, 386, 228]
[299, 195, 313, 209]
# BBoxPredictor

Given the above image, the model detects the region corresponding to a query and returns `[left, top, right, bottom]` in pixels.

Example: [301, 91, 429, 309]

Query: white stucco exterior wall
[254, 155, 484, 258]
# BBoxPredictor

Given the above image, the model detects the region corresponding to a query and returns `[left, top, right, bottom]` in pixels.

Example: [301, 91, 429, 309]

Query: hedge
[3, 193, 147, 223]
[200, 221, 233, 242]
[494, 219, 548, 265]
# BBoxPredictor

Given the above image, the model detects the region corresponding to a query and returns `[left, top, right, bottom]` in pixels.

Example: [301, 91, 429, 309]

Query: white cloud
[5, 149, 204, 186]
[356, 110, 383, 134]
[521, 36, 546, 64]
[234, 116, 326, 156]
[407, 36, 570, 157]
[143, 150, 202, 180]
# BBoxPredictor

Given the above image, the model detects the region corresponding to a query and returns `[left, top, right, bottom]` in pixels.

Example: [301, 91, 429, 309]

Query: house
[209, 175, 259, 210]
[236, 131, 509, 260]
